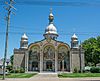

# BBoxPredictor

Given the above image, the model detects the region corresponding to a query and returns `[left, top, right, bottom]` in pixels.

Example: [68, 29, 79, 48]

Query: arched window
[29, 46, 40, 61]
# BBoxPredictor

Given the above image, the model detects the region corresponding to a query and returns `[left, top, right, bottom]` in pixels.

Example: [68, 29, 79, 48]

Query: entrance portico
[28, 43, 70, 72]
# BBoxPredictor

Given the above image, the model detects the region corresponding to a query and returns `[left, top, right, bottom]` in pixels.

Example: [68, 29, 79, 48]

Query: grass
[0, 73, 37, 78]
[58, 73, 100, 78]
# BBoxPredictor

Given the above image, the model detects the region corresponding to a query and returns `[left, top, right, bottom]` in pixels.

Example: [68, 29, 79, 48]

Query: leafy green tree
[10, 55, 14, 65]
[82, 37, 100, 66]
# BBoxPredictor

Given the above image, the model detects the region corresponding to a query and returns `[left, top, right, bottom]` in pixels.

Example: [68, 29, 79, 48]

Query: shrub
[20, 68, 25, 73]
[10, 70, 15, 73]
[6, 65, 13, 72]
[83, 66, 92, 73]
[10, 68, 25, 73]
[15, 69, 20, 73]
[73, 67, 78, 73]
[90, 67, 100, 73]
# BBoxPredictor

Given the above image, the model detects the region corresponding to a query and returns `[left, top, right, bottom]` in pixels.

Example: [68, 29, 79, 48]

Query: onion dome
[21, 33, 28, 39]
[71, 33, 79, 48]
[71, 33, 78, 40]
[44, 8, 58, 39]
[45, 23, 58, 34]
[20, 33, 28, 49]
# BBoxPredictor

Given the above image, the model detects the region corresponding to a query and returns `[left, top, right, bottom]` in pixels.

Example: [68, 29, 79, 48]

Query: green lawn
[0, 73, 37, 78]
[58, 73, 100, 78]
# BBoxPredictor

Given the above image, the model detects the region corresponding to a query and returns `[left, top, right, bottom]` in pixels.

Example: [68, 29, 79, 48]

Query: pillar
[62, 60, 64, 72]
[25, 50, 28, 72]
[40, 48, 43, 72]
[70, 51, 72, 72]
[55, 49, 58, 72]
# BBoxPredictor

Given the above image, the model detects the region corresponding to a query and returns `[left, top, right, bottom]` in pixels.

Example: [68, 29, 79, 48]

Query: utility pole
[2, 0, 15, 80]
[79, 41, 82, 73]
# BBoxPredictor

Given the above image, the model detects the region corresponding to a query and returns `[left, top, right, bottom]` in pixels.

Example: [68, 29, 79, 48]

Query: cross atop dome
[50, 8, 52, 13]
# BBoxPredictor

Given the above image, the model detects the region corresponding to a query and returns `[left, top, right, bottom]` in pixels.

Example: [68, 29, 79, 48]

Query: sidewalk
[0, 73, 100, 81]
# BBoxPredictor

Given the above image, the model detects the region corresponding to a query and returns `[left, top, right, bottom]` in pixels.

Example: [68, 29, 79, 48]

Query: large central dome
[45, 23, 57, 34]
[44, 9, 58, 39]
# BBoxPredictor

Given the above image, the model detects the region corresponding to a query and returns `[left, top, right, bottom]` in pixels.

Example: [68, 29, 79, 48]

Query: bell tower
[20, 33, 28, 49]
[70, 33, 80, 72]
[70, 33, 84, 72]
[71, 33, 79, 48]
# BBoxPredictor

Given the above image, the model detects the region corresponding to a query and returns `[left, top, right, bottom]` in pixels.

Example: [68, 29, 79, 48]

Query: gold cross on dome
[50, 8, 52, 13]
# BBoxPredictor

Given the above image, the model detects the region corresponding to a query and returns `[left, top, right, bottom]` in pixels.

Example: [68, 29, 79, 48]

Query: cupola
[43, 8, 58, 40]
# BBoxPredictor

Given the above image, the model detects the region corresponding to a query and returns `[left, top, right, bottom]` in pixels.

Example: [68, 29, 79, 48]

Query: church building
[13, 9, 84, 72]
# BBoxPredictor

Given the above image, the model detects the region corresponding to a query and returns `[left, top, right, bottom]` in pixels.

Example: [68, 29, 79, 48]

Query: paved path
[0, 73, 100, 81]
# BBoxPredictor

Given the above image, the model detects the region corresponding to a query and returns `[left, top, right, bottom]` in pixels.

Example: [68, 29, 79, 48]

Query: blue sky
[0, 0, 100, 58]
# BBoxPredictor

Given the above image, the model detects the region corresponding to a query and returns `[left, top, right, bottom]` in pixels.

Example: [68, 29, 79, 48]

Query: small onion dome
[45, 23, 58, 34]
[71, 33, 78, 39]
[21, 33, 28, 39]
[49, 8, 54, 21]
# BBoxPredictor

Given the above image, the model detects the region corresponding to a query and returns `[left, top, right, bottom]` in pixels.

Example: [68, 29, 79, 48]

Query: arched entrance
[58, 45, 70, 71]
[28, 45, 40, 71]
[43, 45, 55, 72]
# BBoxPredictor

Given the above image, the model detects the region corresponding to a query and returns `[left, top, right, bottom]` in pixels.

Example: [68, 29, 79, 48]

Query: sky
[0, 0, 100, 59]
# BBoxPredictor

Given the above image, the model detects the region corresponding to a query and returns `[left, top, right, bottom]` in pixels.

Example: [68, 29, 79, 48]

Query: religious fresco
[29, 46, 40, 61]
[43, 45, 55, 71]
[58, 46, 69, 60]
[43, 46, 55, 60]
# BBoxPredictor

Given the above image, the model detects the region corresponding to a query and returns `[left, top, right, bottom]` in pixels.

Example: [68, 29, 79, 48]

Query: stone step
[33, 73, 58, 78]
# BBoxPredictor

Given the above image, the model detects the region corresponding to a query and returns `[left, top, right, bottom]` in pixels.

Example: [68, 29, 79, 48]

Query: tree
[82, 37, 100, 66]
[10, 55, 14, 65]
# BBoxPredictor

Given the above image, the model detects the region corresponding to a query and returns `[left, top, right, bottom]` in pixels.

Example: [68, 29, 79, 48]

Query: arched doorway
[28, 45, 40, 71]
[32, 61, 38, 71]
[43, 45, 55, 72]
[46, 61, 53, 71]
[58, 45, 70, 71]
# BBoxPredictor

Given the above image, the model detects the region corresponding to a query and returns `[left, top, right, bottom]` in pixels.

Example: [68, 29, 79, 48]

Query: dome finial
[49, 8, 54, 24]
[50, 8, 52, 13]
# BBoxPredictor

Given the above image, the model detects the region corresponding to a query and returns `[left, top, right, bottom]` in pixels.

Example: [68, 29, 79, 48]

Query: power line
[1, 0, 100, 7]
[2, 25, 99, 34]
[0, 31, 100, 36]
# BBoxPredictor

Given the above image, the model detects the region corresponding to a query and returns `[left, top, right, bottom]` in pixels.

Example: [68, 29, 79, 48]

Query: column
[70, 51, 72, 72]
[40, 48, 43, 72]
[44, 61, 46, 71]
[25, 50, 28, 72]
[58, 62, 60, 71]
[55, 49, 58, 72]
[38, 61, 40, 71]
[62, 60, 64, 72]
